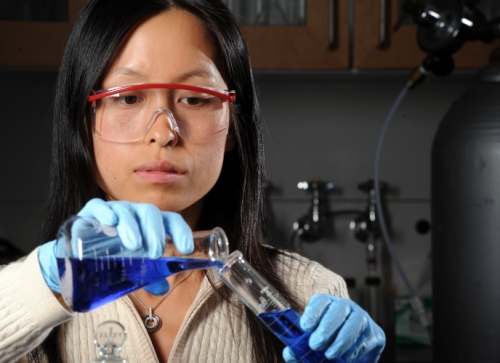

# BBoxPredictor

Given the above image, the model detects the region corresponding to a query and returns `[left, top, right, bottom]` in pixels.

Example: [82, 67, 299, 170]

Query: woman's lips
[134, 161, 185, 183]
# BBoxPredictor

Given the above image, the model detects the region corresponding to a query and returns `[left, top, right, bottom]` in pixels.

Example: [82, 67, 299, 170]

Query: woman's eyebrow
[110, 67, 217, 83]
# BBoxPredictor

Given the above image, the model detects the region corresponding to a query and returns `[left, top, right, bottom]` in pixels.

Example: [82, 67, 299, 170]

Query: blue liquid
[57, 257, 222, 312]
[259, 309, 345, 363]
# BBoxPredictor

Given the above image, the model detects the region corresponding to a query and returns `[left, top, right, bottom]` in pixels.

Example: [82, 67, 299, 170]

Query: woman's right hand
[38, 198, 194, 295]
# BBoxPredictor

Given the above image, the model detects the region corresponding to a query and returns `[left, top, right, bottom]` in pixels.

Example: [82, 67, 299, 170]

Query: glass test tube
[217, 251, 346, 363]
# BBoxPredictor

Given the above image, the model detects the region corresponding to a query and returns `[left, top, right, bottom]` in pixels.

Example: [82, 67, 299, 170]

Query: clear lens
[92, 86, 230, 143]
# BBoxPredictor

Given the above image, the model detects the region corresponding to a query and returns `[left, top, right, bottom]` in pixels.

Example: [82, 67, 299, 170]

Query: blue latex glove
[283, 294, 385, 363]
[38, 198, 194, 295]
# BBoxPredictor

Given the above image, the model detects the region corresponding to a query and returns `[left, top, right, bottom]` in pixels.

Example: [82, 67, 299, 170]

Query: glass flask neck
[216, 250, 291, 316]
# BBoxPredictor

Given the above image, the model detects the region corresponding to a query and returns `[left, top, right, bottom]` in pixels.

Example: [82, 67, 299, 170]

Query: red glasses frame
[88, 83, 237, 103]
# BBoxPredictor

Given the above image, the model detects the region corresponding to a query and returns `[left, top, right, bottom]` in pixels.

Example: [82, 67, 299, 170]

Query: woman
[0, 1, 385, 362]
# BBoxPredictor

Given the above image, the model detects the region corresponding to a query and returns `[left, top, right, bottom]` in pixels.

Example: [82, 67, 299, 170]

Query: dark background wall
[255, 70, 473, 299]
[0, 68, 54, 254]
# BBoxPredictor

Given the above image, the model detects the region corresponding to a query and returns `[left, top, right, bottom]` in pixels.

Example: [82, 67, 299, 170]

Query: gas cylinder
[432, 65, 500, 361]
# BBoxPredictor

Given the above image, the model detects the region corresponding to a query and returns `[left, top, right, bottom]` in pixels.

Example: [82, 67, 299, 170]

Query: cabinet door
[354, 0, 500, 69]
[227, 0, 350, 69]
[0, 0, 86, 66]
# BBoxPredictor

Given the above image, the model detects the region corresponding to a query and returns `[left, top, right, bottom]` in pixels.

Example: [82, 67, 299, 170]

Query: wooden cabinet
[237, 0, 500, 70]
[0, 0, 86, 66]
[353, 0, 500, 69]
[2, 0, 499, 69]
[238, 0, 350, 69]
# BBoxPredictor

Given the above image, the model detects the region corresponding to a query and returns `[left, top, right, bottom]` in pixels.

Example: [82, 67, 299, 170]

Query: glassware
[217, 251, 346, 363]
[93, 320, 127, 363]
[56, 215, 229, 312]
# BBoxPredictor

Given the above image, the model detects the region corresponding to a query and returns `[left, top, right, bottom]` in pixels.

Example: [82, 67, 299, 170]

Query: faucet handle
[297, 179, 335, 192]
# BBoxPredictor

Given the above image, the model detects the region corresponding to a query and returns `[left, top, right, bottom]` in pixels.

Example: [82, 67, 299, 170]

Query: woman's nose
[145, 107, 179, 147]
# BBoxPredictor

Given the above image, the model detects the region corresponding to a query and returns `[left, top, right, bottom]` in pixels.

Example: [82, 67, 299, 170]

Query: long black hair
[29, 1, 301, 362]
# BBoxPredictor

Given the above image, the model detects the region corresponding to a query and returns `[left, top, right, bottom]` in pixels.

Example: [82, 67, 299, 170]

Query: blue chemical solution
[259, 308, 345, 363]
[57, 257, 222, 312]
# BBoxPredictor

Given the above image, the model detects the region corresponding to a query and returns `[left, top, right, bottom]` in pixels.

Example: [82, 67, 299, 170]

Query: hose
[373, 85, 433, 339]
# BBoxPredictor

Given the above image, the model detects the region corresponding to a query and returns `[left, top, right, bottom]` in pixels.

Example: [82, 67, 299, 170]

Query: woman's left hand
[283, 294, 385, 363]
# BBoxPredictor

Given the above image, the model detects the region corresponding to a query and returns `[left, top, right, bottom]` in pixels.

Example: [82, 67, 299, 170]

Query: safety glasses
[88, 83, 236, 143]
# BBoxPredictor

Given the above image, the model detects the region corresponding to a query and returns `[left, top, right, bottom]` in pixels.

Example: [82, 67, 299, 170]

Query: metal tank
[432, 65, 500, 361]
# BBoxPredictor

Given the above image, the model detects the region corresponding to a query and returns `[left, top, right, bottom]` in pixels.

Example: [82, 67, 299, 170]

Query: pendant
[143, 308, 162, 333]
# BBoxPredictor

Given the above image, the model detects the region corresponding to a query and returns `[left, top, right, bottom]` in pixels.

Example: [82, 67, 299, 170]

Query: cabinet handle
[378, 0, 389, 49]
[328, 0, 338, 50]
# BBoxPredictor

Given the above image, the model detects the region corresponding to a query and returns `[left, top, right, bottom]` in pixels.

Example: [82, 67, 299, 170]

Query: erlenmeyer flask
[56, 215, 229, 312]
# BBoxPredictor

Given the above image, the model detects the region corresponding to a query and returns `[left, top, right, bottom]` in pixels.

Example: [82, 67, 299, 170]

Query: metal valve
[396, 0, 500, 89]
[349, 179, 388, 243]
[293, 179, 335, 242]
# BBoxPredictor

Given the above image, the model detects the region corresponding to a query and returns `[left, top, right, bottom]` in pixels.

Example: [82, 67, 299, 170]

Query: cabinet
[228, 0, 500, 70]
[0, 0, 86, 66]
[2, 0, 500, 69]
[229, 0, 351, 69]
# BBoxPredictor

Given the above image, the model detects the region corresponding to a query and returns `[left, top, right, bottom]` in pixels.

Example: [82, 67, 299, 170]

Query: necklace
[131, 271, 193, 333]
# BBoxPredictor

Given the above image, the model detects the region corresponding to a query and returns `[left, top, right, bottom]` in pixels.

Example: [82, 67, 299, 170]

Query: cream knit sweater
[0, 248, 348, 363]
